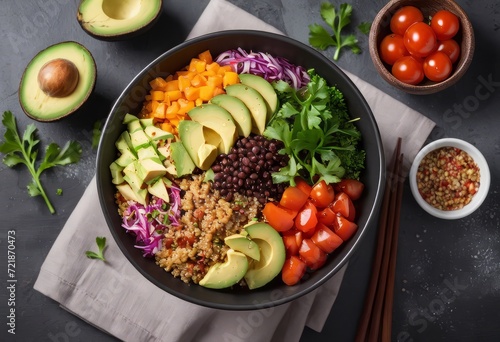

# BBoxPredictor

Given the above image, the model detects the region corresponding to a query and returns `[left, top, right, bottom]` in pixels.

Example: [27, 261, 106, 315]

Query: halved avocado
[244, 223, 286, 290]
[199, 249, 249, 289]
[77, 0, 163, 40]
[18, 41, 96, 122]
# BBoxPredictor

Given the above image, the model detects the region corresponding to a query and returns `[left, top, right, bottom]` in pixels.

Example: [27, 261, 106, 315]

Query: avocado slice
[178, 120, 217, 170]
[169, 141, 196, 177]
[77, 0, 163, 40]
[187, 104, 237, 154]
[238, 74, 279, 120]
[225, 84, 268, 135]
[18, 41, 96, 121]
[210, 94, 253, 137]
[147, 177, 170, 202]
[225, 234, 261, 261]
[199, 249, 249, 289]
[243, 223, 286, 290]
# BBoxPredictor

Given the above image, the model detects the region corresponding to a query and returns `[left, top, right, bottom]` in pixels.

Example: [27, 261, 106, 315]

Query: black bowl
[96, 30, 385, 310]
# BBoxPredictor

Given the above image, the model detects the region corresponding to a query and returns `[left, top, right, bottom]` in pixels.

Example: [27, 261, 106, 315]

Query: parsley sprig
[85, 236, 107, 261]
[309, 2, 368, 61]
[0, 111, 82, 214]
[264, 71, 365, 185]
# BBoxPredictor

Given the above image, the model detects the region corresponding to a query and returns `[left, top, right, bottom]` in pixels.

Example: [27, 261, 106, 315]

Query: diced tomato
[334, 179, 364, 201]
[294, 201, 318, 233]
[310, 180, 335, 208]
[311, 223, 344, 253]
[332, 192, 356, 221]
[262, 202, 297, 232]
[332, 215, 358, 241]
[317, 206, 337, 226]
[282, 256, 307, 286]
[295, 177, 312, 196]
[283, 235, 300, 257]
[280, 186, 309, 211]
[299, 238, 327, 270]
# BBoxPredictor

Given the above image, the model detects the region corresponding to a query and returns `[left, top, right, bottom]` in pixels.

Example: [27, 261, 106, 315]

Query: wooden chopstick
[355, 138, 404, 342]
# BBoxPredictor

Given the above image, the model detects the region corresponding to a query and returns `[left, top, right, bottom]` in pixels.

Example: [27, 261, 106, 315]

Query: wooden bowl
[369, 0, 474, 94]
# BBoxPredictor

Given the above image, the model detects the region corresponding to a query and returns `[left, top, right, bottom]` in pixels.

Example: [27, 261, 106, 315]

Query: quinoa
[416, 147, 480, 211]
[155, 174, 261, 284]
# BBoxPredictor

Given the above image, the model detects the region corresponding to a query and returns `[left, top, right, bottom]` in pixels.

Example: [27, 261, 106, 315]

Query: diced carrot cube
[161, 122, 174, 133]
[184, 87, 200, 101]
[199, 85, 215, 101]
[198, 50, 213, 64]
[213, 87, 225, 96]
[205, 62, 220, 73]
[166, 90, 182, 102]
[207, 75, 223, 87]
[191, 74, 207, 87]
[177, 99, 194, 114]
[165, 80, 179, 91]
[178, 76, 191, 91]
[149, 77, 168, 91]
[154, 102, 166, 119]
[218, 65, 233, 75]
[150, 90, 164, 101]
[166, 101, 180, 117]
[188, 59, 206, 73]
[223, 72, 239, 87]
[151, 100, 160, 113]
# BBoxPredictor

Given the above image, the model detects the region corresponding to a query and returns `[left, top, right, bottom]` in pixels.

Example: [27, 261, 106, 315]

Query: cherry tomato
[310, 180, 335, 208]
[334, 179, 365, 200]
[283, 234, 300, 257]
[404, 22, 437, 58]
[317, 206, 337, 226]
[332, 216, 358, 241]
[282, 256, 307, 286]
[311, 223, 344, 254]
[431, 10, 460, 41]
[392, 55, 425, 85]
[423, 51, 453, 82]
[262, 202, 296, 232]
[332, 192, 356, 222]
[294, 201, 318, 233]
[299, 238, 327, 270]
[280, 186, 309, 211]
[294, 177, 312, 196]
[379, 34, 409, 65]
[437, 39, 460, 64]
[390, 6, 424, 36]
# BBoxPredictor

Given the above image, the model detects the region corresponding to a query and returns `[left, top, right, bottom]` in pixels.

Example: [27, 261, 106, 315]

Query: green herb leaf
[85, 236, 107, 261]
[309, 2, 364, 61]
[264, 70, 365, 185]
[0, 111, 82, 214]
[358, 21, 372, 35]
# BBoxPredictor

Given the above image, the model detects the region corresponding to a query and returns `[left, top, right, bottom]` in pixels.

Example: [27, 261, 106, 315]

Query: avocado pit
[37, 58, 79, 98]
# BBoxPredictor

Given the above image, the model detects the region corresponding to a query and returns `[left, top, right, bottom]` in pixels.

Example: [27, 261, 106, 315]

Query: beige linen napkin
[34, 0, 435, 341]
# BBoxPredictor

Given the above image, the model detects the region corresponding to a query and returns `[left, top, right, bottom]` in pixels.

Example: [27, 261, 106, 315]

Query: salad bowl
[96, 30, 385, 310]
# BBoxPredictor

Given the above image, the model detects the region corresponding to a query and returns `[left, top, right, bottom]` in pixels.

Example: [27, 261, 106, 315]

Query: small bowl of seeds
[409, 138, 490, 219]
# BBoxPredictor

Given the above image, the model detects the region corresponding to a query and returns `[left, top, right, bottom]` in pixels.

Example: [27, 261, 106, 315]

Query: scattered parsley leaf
[308, 2, 363, 61]
[56, 188, 63, 196]
[358, 21, 372, 35]
[0, 111, 82, 214]
[85, 236, 107, 261]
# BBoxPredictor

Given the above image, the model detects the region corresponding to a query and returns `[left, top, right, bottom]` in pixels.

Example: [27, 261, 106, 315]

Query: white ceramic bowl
[409, 138, 490, 219]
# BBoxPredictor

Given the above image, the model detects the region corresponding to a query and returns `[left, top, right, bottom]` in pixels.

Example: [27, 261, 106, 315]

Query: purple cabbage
[215, 48, 310, 89]
[121, 185, 182, 257]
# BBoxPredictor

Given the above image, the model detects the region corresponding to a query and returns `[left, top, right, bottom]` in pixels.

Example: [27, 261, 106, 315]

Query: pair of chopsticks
[355, 137, 405, 342]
